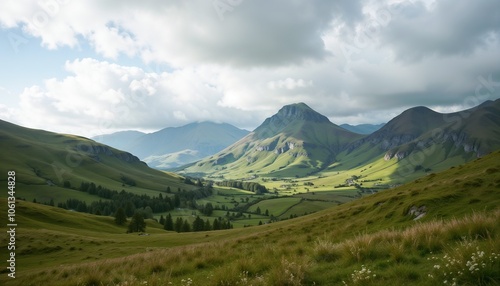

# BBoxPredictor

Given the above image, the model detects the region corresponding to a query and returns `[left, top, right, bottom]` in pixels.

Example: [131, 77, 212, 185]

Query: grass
[247, 197, 302, 217]
[0, 120, 196, 205]
[1, 150, 499, 285]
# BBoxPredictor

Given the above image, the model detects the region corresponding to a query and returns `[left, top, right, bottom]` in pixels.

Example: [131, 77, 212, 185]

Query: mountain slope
[350, 99, 500, 159]
[338, 99, 500, 183]
[94, 121, 249, 169]
[183, 103, 363, 178]
[0, 119, 195, 202]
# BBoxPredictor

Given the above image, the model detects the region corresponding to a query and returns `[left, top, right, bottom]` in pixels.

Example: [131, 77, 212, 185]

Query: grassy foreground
[1, 151, 499, 285]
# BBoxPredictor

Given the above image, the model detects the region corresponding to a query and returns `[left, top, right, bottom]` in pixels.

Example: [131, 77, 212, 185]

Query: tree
[124, 201, 135, 217]
[174, 217, 183, 233]
[204, 203, 214, 216]
[63, 180, 71, 188]
[159, 215, 165, 226]
[164, 213, 174, 231]
[127, 212, 146, 233]
[143, 206, 153, 219]
[204, 219, 212, 231]
[256, 206, 261, 215]
[213, 218, 220, 230]
[192, 216, 205, 232]
[182, 220, 191, 232]
[174, 194, 181, 208]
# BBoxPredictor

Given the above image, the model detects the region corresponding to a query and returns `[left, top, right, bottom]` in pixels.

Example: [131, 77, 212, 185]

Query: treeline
[215, 180, 268, 194]
[160, 213, 233, 233]
[56, 181, 213, 217]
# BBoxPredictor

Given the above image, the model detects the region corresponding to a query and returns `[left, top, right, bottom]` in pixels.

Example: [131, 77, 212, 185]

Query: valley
[0, 100, 499, 285]
[0, 150, 499, 285]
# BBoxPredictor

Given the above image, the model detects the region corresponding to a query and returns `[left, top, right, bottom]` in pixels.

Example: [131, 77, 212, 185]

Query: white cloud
[267, 78, 313, 90]
[1, 0, 499, 136]
[9, 58, 270, 136]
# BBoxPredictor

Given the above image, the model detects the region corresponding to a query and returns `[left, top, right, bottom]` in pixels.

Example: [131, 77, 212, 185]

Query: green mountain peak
[253, 102, 331, 139]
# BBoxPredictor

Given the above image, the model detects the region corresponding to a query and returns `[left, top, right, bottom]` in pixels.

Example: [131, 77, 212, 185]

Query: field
[1, 151, 499, 285]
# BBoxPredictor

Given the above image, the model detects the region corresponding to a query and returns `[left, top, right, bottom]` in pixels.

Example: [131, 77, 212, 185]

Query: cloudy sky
[1, 0, 499, 137]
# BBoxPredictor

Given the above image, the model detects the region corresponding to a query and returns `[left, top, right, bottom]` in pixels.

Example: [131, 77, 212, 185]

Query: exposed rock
[74, 142, 142, 163]
[256, 146, 269, 151]
[407, 205, 426, 221]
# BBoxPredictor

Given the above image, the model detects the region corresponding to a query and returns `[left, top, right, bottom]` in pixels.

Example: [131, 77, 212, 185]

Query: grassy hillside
[0, 119, 196, 205]
[1, 150, 499, 285]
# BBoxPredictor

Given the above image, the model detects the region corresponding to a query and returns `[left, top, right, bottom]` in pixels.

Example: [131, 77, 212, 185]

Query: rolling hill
[0, 119, 196, 204]
[94, 121, 249, 169]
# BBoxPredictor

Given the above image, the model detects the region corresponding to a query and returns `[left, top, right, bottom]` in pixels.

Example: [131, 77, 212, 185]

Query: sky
[0, 0, 499, 137]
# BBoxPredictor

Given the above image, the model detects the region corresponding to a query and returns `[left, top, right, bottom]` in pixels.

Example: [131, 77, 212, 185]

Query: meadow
[1, 151, 499, 285]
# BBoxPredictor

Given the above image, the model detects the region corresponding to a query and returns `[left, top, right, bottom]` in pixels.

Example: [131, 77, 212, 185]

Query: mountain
[348, 99, 500, 159]
[340, 123, 385, 134]
[0, 119, 195, 202]
[339, 99, 500, 182]
[93, 130, 146, 151]
[183, 100, 500, 183]
[93, 121, 249, 169]
[183, 103, 363, 177]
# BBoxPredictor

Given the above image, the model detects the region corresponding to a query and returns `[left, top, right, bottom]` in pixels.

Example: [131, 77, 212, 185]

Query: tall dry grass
[314, 210, 499, 263]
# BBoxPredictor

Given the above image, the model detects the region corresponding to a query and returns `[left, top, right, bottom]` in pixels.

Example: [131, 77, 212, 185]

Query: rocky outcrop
[383, 130, 487, 161]
[75, 143, 142, 163]
[256, 146, 270, 151]
[275, 142, 296, 154]
[384, 150, 410, 161]
[255, 140, 299, 155]
[407, 205, 426, 221]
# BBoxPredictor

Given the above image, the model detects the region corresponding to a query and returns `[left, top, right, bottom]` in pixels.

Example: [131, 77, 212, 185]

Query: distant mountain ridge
[340, 123, 385, 134]
[94, 130, 146, 152]
[182, 99, 500, 181]
[94, 121, 249, 169]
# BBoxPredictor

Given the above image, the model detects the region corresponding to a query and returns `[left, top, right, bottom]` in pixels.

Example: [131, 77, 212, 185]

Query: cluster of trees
[159, 213, 233, 233]
[114, 208, 146, 233]
[120, 174, 136, 186]
[56, 181, 214, 218]
[215, 180, 268, 194]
